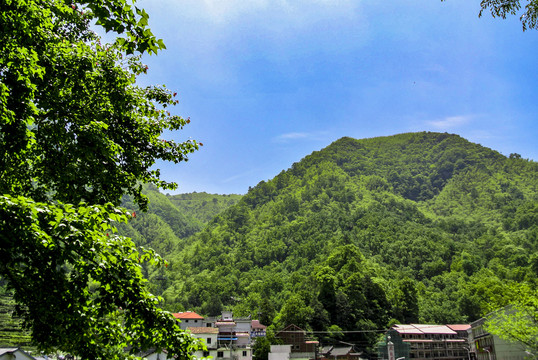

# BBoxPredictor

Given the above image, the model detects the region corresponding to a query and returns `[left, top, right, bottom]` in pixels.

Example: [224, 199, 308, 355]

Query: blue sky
[132, 0, 538, 194]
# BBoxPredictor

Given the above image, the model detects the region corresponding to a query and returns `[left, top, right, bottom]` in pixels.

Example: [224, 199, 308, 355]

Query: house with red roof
[172, 311, 204, 330]
[175, 310, 256, 360]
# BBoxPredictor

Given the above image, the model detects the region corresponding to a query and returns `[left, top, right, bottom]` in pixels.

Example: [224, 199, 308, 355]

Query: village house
[188, 327, 220, 351]
[378, 324, 471, 360]
[274, 324, 319, 360]
[251, 320, 267, 340]
[176, 310, 265, 360]
[172, 311, 205, 330]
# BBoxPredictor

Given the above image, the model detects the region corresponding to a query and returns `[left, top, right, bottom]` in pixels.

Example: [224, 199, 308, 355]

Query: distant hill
[167, 192, 243, 224]
[157, 132, 537, 355]
[115, 185, 242, 296]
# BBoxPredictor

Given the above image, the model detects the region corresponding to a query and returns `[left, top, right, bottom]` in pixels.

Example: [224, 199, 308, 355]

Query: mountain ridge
[160, 133, 536, 350]
[4, 132, 535, 355]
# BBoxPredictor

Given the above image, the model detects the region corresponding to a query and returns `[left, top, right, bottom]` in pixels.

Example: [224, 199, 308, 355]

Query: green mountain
[116, 185, 241, 295]
[2, 132, 536, 355]
[158, 132, 537, 355]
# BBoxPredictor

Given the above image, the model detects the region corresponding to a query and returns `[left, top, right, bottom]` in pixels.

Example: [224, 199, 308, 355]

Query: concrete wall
[269, 346, 291, 360]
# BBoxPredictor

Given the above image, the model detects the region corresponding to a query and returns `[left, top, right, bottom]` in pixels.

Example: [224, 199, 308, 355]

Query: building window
[203, 351, 210, 357]
[195, 319, 198, 323]
[243, 351, 247, 357]
[217, 352, 224, 358]
[207, 338, 212, 344]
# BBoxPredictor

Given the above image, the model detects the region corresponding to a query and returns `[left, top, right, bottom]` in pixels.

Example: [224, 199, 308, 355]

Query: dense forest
[1, 132, 536, 355]
[154, 132, 536, 355]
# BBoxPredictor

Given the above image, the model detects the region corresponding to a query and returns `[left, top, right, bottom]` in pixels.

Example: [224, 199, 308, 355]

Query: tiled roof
[252, 320, 267, 329]
[330, 347, 353, 356]
[393, 324, 423, 334]
[393, 324, 457, 335]
[403, 339, 465, 343]
[188, 327, 219, 334]
[0, 349, 18, 356]
[447, 324, 471, 331]
[173, 311, 204, 320]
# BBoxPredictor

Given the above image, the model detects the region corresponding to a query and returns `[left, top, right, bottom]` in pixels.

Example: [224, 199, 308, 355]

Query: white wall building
[188, 327, 220, 351]
[268, 345, 292, 360]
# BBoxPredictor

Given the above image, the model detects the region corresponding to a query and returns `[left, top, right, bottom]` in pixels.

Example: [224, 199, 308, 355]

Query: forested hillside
[167, 192, 243, 224]
[117, 185, 241, 296]
[3, 132, 535, 355]
[155, 132, 537, 355]
[0, 186, 241, 349]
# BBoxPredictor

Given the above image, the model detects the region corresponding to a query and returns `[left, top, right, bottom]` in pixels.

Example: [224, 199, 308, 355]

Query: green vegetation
[0, 293, 32, 349]
[484, 283, 538, 356]
[443, 0, 538, 31]
[2, 129, 536, 356]
[0, 0, 202, 358]
[117, 185, 241, 300]
[167, 191, 243, 224]
[136, 132, 536, 356]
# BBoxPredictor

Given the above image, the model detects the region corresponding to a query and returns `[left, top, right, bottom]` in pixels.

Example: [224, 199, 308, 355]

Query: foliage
[0, 198, 202, 358]
[442, 0, 538, 30]
[485, 284, 538, 356]
[252, 331, 280, 360]
[252, 336, 271, 360]
[0, 0, 202, 358]
[480, 0, 538, 30]
[87, 132, 537, 355]
[0, 293, 32, 349]
[167, 191, 242, 224]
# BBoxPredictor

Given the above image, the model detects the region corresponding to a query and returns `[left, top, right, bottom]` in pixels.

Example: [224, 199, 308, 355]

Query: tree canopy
[136, 133, 537, 355]
[485, 284, 538, 357]
[443, 0, 538, 30]
[1, 0, 202, 358]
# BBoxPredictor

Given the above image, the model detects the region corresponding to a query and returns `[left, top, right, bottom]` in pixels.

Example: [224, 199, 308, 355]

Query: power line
[277, 329, 389, 334]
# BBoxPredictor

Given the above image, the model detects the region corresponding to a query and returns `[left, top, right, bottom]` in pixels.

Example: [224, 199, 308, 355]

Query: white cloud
[427, 115, 473, 130]
[273, 131, 327, 143]
[137, 0, 369, 92]
[142, 0, 363, 27]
